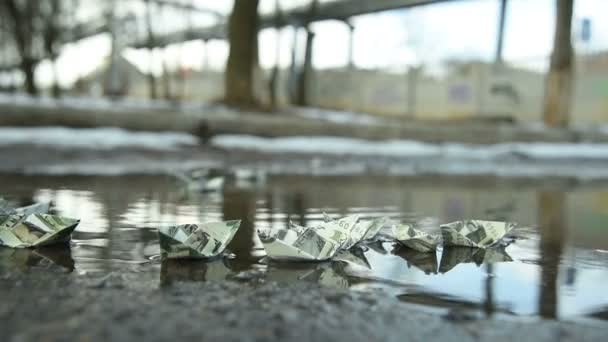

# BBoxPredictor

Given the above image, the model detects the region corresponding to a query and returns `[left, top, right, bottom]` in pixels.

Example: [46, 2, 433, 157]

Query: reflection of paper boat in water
[334, 247, 371, 269]
[0, 214, 80, 248]
[0, 246, 75, 271]
[440, 220, 516, 249]
[265, 262, 349, 289]
[365, 240, 389, 255]
[171, 169, 226, 194]
[160, 258, 233, 286]
[158, 220, 241, 259]
[393, 245, 438, 275]
[439, 247, 512, 273]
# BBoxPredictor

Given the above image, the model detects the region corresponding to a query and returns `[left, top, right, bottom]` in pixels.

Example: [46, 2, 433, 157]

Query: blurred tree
[0, 0, 72, 96]
[225, 0, 259, 107]
[268, 0, 282, 108]
[40, 0, 64, 97]
[145, 0, 158, 100]
[294, 0, 318, 107]
[543, 0, 574, 128]
[1, 0, 40, 95]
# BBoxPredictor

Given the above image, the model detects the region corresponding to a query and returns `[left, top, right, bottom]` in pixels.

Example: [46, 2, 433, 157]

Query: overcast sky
[36, 0, 608, 87]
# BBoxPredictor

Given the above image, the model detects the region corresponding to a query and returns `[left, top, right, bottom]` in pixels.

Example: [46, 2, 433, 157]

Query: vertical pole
[407, 66, 418, 116]
[495, 0, 508, 65]
[346, 21, 355, 69]
[288, 27, 299, 103]
[201, 39, 208, 70]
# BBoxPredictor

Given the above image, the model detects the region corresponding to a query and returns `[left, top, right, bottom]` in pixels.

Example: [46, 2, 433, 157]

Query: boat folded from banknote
[392, 223, 441, 253]
[257, 214, 389, 262]
[392, 219, 516, 253]
[0, 214, 80, 248]
[158, 220, 241, 259]
[440, 220, 516, 249]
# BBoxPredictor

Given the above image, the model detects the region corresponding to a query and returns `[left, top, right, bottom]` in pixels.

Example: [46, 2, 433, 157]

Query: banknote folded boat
[0, 214, 80, 248]
[440, 220, 516, 249]
[158, 220, 241, 259]
[392, 223, 441, 253]
[258, 214, 389, 262]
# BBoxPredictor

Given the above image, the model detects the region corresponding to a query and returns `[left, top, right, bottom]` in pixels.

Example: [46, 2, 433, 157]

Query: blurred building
[74, 50, 608, 125]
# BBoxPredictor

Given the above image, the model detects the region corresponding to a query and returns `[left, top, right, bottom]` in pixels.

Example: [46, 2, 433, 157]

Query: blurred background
[0, 0, 604, 126]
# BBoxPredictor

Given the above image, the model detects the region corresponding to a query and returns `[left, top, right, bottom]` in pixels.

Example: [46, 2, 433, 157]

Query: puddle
[1, 174, 608, 321]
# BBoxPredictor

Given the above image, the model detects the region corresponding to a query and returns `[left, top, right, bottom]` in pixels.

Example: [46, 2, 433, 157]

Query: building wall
[84, 52, 608, 125]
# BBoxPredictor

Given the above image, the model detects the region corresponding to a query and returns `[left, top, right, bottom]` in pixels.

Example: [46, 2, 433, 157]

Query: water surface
[1, 174, 608, 321]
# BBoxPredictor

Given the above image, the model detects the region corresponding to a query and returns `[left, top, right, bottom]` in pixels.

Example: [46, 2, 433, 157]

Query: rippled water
[2, 174, 608, 321]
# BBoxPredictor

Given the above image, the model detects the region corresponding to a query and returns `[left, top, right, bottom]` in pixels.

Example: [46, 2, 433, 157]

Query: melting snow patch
[211, 135, 608, 161]
[212, 135, 438, 157]
[0, 127, 199, 151]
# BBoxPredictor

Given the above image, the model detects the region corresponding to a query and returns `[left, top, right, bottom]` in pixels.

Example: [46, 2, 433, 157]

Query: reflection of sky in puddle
[2, 174, 608, 321]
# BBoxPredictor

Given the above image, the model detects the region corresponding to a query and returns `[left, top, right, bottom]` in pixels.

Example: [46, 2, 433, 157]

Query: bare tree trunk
[288, 28, 299, 104]
[293, 0, 318, 107]
[21, 57, 37, 95]
[224, 0, 259, 107]
[268, 0, 282, 109]
[543, 0, 574, 128]
[295, 30, 314, 106]
[145, 0, 158, 100]
[44, 0, 62, 98]
[537, 191, 565, 318]
[2, 0, 39, 95]
[162, 48, 172, 101]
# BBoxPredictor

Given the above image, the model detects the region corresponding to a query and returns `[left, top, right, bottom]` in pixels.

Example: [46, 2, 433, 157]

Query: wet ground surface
[1, 173, 608, 325]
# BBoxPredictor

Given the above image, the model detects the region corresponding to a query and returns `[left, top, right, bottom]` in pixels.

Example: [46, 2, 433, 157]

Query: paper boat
[392, 223, 441, 253]
[158, 220, 241, 259]
[0, 214, 80, 248]
[440, 220, 516, 248]
[257, 225, 340, 261]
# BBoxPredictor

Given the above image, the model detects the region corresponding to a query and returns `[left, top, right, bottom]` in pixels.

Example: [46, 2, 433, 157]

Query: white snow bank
[293, 107, 386, 126]
[211, 135, 608, 161]
[0, 127, 198, 151]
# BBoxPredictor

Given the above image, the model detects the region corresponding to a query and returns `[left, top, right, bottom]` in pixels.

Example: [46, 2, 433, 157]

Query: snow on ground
[4, 128, 608, 179]
[0, 127, 199, 151]
[210, 135, 608, 161]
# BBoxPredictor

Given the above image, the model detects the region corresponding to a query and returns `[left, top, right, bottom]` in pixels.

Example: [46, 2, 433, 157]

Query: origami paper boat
[440, 220, 516, 249]
[158, 220, 241, 259]
[0, 214, 80, 248]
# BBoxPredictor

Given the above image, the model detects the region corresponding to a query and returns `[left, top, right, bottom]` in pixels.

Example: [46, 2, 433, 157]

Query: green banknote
[392, 223, 441, 253]
[158, 220, 241, 259]
[0, 214, 80, 248]
[440, 220, 516, 248]
[259, 215, 388, 261]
